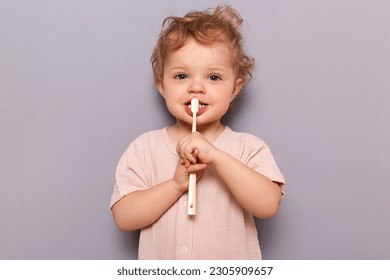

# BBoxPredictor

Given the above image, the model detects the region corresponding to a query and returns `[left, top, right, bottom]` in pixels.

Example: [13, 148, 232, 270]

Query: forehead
[164, 40, 233, 68]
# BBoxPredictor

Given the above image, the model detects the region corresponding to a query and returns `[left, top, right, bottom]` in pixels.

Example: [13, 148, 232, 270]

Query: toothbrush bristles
[191, 98, 199, 114]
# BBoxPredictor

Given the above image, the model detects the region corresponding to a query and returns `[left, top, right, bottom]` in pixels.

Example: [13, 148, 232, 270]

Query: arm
[177, 132, 282, 219]
[111, 179, 184, 231]
[212, 150, 282, 219]
[111, 161, 207, 231]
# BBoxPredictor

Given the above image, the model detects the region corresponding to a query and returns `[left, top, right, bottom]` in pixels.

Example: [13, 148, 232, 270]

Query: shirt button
[181, 246, 188, 253]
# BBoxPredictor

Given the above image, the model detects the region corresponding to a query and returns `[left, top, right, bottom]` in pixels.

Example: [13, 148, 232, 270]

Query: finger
[176, 136, 189, 155]
[184, 149, 197, 165]
[184, 158, 192, 168]
[193, 148, 199, 157]
[177, 137, 194, 163]
[179, 141, 198, 166]
[186, 163, 207, 173]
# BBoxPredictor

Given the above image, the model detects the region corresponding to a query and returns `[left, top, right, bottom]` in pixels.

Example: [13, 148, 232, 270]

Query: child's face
[157, 39, 243, 129]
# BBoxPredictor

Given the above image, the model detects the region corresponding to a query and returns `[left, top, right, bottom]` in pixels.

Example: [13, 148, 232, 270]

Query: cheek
[220, 84, 237, 100]
[163, 82, 182, 96]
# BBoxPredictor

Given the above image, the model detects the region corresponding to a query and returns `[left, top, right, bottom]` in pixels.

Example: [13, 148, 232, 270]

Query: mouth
[186, 103, 207, 109]
[186, 101, 207, 110]
[184, 101, 208, 116]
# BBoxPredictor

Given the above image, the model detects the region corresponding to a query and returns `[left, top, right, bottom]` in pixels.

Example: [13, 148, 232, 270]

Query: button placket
[175, 195, 194, 259]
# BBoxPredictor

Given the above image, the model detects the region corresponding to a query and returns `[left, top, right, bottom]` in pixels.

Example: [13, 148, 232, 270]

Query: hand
[172, 158, 207, 193]
[176, 132, 220, 168]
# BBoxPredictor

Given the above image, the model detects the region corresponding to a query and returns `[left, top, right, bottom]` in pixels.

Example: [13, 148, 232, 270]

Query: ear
[231, 78, 244, 102]
[155, 78, 165, 98]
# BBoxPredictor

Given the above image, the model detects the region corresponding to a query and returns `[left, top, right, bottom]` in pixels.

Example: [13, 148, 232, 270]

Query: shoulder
[222, 127, 268, 148]
[128, 128, 167, 146]
[123, 128, 168, 155]
[132, 128, 166, 142]
[222, 127, 285, 185]
[216, 127, 272, 162]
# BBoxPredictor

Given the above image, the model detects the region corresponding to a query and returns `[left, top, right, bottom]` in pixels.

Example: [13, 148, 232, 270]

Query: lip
[184, 103, 207, 116]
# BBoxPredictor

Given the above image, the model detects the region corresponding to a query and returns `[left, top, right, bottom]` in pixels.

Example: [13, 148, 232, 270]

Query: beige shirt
[110, 126, 285, 259]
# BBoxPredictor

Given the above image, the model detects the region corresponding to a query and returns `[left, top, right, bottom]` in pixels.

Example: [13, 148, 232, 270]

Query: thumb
[186, 163, 207, 174]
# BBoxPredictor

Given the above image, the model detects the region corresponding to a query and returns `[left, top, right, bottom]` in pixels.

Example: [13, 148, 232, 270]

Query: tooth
[188, 103, 205, 109]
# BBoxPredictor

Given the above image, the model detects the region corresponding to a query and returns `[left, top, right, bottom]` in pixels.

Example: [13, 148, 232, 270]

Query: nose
[188, 78, 205, 94]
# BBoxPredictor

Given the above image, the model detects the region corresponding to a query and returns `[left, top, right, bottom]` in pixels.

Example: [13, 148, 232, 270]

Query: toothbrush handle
[188, 173, 196, 215]
[188, 111, 197, 215]
[192, 113, 197, 132]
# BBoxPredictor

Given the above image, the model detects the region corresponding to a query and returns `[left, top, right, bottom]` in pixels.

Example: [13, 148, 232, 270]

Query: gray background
[1, 0, 389, 259]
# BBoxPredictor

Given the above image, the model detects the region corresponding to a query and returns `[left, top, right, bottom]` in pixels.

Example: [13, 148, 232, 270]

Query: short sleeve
[245, 136, 286, 195]
[110, 140, 148, 208]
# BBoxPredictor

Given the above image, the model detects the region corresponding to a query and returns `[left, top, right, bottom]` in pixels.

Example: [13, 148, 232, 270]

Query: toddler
[110, 5, 285, 259]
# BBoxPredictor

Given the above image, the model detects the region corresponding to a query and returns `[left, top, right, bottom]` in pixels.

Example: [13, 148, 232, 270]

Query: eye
[175, 73, 188, 80]
[208, 74, 222, 81]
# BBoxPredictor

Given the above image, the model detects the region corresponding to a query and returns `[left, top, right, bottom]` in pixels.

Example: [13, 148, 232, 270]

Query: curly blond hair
[151, 5, 254, 85]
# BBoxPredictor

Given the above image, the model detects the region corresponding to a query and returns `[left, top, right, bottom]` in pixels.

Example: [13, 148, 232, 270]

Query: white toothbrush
[188, 98, 199, 216]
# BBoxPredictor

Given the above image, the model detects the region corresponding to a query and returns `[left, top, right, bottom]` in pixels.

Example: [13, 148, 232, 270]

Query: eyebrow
[166, 66, 228, 73]
[207, 67, 227, 73]
[166, 66, 188, 72]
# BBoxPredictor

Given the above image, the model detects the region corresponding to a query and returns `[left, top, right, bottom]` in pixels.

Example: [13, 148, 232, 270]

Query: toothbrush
[188, 98, 199, 216]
